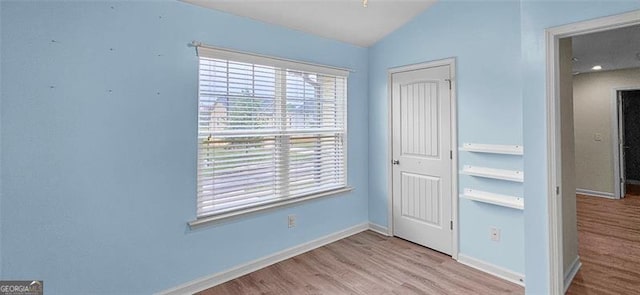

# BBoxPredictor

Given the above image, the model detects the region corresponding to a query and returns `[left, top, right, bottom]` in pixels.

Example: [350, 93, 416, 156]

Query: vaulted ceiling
[182, 0, 640, 70]
[181, 0, 437, 47]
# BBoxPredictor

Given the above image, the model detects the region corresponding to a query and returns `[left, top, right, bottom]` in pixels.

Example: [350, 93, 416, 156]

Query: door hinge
[445, 79, 452, 90]
[450, 150, 453, 159]
[556, 186, 560, 195]
[450, 220, 453, 230]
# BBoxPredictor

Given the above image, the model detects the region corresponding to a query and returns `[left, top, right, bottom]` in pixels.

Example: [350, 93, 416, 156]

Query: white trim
[386, 57, 459, 260]
[191, 41, 353, 76]
[189, 187, 354, 228]
[613, 86, 640, 199]
[156, 223, 369, 295]
[545, 27, 564, 295]
[368, 223, 391, 236]
[575, 188, 615, 199]
[546, 10, 640, 295]
[451, 60, 460, 260]
[563, 256, 582, 293]
[613, 87, 622, 199]
[387, 63, 394, 239]
[460, 143, 524, 155]
[457, 254, 525, 287]
[461, 166, 524, 182]
[460, 188, 524, 210]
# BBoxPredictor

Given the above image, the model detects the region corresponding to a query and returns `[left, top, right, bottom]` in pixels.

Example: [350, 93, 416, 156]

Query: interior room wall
[368, 0, 525, 275]
[573, 68, 640, 195]
[559, 37, 578, 277]
[521, 2, 640, 293]
[1, 0, 639, 294]
[0, 1, 369, 294]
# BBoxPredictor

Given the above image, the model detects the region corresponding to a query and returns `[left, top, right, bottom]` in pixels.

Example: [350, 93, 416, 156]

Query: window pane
[197, 52, 347, 218]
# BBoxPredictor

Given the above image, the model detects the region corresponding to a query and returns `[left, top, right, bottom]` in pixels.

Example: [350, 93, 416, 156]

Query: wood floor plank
[566, 193, 640, 295]
[197, 231, 523, 295]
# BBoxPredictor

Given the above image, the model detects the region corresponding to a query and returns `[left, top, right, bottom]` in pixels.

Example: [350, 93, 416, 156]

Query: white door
[391, 65, 453, 255]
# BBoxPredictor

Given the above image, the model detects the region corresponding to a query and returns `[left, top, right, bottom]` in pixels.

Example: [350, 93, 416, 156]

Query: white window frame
[190, 45, 352, 227]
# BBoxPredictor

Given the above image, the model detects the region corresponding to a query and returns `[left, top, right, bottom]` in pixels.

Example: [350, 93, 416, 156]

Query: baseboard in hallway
[576, 188, 615, 199]
[563, 256, 581, 293]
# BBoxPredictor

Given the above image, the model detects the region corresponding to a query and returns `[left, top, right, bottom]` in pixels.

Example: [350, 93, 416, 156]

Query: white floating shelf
[461, 188, 524, 210]
[460, 143, 524, 155]
[462, 165, 524, 182]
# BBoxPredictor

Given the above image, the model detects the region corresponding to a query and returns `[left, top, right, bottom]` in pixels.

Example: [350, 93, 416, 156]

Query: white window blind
[196, 46, 348, 219]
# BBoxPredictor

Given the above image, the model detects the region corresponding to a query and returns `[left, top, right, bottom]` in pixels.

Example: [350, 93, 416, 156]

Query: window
[195, 46, 348, 219]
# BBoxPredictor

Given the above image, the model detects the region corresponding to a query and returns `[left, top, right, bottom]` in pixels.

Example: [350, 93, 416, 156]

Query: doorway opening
[619, 89, 640, 196]
[546, 11, 640, 295]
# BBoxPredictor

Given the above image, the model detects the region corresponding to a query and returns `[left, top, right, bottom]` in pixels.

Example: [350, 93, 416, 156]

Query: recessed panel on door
[400, 172, 441, 227]
[400, 82, 439, 158]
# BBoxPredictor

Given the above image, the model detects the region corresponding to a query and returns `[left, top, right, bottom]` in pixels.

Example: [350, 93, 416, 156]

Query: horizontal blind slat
[196, 52, 347, 218]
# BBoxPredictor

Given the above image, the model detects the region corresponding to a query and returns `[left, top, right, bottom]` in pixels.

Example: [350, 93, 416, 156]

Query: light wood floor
[198, 231, 523, 295]
[566, 191, 640, 294]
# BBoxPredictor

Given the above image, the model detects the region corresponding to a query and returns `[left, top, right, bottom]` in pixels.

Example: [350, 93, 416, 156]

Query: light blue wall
[3, 0, 640, 294]
[0, 1, 369, 294]
[369, 1, 640, 289]
[368, 1, 525, 273]
[520, 2, 640, 294]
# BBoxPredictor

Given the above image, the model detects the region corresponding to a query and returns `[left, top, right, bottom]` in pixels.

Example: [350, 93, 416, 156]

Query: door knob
[392, 160, 400, 165]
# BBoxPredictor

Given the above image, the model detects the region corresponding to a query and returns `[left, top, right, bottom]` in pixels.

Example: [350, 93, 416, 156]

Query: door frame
[386, 57, 459, 260]
[546, 10, 640, 294]
[614, 86, 640, 198]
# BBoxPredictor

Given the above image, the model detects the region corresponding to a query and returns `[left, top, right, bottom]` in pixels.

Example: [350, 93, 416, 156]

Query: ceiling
[181, 0, 437, 47]
[572, 24, 640, 74]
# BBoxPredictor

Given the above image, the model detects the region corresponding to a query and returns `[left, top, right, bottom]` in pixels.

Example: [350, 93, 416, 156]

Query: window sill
[188, 186, 354, 229]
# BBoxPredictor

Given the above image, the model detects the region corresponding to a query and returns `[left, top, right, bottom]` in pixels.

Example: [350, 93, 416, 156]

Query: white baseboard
[368, 223, 390, 236]
[155, 222, 369, 295]
[457, 254, 525, 287]
[576, 188, 615, 199]
[564, 256, 582, 293]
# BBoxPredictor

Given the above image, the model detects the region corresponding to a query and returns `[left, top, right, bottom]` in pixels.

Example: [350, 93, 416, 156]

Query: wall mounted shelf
[461, 165, 524, 182]
[460, 143, 524, 155]
[461, 188, 524, 210]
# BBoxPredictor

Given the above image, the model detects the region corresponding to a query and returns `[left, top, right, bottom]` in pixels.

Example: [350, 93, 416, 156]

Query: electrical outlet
[288, 215, 296, 228]
[490, 227, 501, 241]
